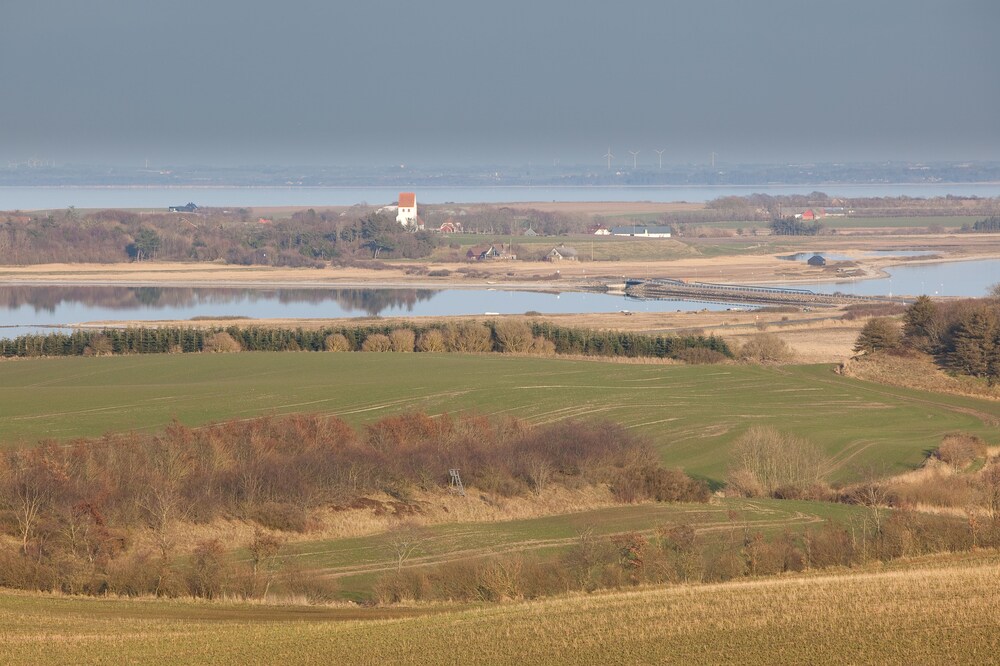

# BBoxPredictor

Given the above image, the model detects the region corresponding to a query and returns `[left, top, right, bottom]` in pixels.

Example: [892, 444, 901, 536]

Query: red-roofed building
[397, 192, 419, 228]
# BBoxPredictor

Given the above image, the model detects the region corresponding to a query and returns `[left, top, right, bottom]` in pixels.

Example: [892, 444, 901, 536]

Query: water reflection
[0, 284, 738, 338]
[0, 286, 437, 318]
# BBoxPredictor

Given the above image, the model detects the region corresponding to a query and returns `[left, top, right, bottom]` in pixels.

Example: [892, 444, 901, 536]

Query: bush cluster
[726, 426, 829, 500]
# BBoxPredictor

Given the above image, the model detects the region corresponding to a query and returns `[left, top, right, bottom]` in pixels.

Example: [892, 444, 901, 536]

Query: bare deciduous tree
[493, 320, 535, 354]
[387, 522, 430, 572]
[728, 426, 826, 497]
[248, 527, 286, 598]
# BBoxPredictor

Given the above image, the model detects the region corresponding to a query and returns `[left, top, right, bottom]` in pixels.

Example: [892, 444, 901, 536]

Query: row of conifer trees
[0, 321, 731, 360]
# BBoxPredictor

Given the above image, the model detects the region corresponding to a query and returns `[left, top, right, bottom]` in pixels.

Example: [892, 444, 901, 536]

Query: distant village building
[609, 225, 672, 238]
[437, 219, 462, 234]
[592, 225, 611, 235]
[396, 192, 421, 229]
[546, 244, 578, 261]
[467, 244, 515, 261]
[796, 209, 830, 221]
[168, 202, 198, 213]
[523, 227, 539, 237]
[807, 254, 827, 266]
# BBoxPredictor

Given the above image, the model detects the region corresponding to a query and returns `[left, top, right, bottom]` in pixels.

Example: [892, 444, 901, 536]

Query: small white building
[610, 225, 672, 238]
[396, 192, 420, 229]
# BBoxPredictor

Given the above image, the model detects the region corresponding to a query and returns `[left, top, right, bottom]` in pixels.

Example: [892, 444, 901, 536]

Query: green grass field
[276, 498, 861, 598]
[3, 550, 998, 665]
[2, 353, 998, 484]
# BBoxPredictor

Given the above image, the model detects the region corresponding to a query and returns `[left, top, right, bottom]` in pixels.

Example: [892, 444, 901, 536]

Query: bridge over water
[624, 278, 911, 307]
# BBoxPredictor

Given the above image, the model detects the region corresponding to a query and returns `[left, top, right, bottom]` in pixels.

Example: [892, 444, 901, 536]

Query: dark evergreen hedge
[0, 321, 732, 360]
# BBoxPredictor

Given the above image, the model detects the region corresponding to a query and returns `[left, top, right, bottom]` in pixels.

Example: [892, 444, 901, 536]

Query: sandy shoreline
[0, 250, 993, 291]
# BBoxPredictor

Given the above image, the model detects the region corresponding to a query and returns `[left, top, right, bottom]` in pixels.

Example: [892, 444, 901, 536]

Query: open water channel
[1, 257, 998, 339]
[0, 286, 735, 338]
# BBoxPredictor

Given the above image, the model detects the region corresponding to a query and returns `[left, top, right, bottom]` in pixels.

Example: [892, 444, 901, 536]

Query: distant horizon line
[5, 182, 1000, 190]
[4, 159, 1000, 170]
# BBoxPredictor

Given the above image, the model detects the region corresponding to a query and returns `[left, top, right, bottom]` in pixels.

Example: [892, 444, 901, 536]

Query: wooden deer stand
[448, 469, 466, 497]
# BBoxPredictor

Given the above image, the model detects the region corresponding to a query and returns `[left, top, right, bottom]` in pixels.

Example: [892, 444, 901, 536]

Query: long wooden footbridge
[624, 278, 909, 307]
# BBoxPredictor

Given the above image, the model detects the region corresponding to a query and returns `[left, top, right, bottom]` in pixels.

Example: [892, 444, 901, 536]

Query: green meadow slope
[2, 353, 998, 484]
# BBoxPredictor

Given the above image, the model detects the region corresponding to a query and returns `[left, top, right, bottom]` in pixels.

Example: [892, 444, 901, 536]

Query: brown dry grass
[129, 485, 622, 556]
[3, 550, 1000, 664]
[842, 354, 1000, 402]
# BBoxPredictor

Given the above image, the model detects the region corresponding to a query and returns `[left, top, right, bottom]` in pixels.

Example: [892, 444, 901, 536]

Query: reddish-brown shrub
[936, 433, 988, 468]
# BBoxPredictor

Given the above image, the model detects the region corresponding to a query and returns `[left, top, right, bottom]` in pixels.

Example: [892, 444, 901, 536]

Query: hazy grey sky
[2, 0, 997, 166]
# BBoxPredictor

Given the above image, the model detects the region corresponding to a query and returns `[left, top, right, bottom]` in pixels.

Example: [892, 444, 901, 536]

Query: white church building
[396, 192, 421, 229]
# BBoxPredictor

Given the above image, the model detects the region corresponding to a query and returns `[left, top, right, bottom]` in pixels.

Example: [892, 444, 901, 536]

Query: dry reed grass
[130, 485, 622, 555]
[842, 354, 1000, 403]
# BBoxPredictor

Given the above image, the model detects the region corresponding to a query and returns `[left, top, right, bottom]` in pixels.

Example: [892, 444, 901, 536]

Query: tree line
[372, 505, 991, 605]
[768, 217, 824, 236]
[854, 294, 1000, 384]
[0, 208, 443, 266]
[0, 412, 707, 597]
[0, 320, 732, 361]
[971, 216, 1000, 232]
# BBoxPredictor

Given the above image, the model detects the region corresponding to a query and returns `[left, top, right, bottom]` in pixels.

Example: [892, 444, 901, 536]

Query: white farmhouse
[396, 192, 420, 229]
[609, 225, 672, 238]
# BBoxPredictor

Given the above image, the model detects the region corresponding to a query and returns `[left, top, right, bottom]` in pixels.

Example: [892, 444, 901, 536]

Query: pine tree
[903, 295, 939, 350]
[853, 318, 902, 355]
[949, 307, 999, 378]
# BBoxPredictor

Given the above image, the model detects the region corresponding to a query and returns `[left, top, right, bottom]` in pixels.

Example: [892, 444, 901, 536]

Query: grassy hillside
[2, 353, 998, 484]
[3, 551, 998, 665]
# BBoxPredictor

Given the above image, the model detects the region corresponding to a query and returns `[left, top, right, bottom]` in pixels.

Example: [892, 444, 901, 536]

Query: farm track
[809, 368, 1000, 426]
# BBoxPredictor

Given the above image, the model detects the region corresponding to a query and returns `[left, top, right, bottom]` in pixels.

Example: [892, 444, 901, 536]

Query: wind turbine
[628, 150, 640, 169]
[603, 147, 614, 170]
[655, 149, 665, 169]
